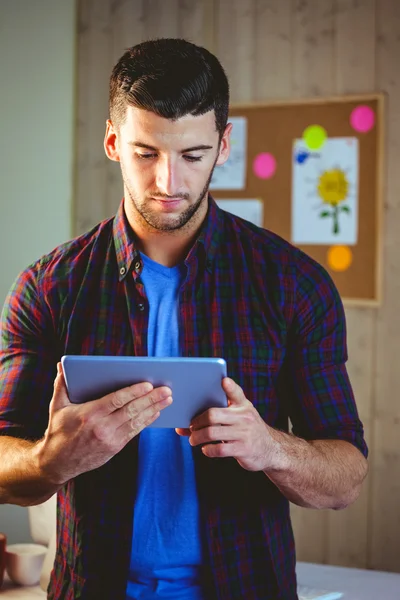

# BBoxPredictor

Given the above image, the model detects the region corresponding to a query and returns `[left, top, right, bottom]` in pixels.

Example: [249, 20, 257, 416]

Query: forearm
[0, 436, 62, 507]
[264, 428, 368, 510]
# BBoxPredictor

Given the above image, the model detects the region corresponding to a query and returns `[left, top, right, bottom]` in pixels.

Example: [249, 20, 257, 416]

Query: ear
[215, 122, 233, 167]
[104, 119, 120, 162]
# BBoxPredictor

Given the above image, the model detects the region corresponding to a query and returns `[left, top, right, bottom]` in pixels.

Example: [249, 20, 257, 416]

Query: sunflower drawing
[317, 168, 351, 235]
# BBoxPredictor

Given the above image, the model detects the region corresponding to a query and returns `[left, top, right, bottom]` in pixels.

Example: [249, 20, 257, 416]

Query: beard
[122, 161, 217, 232]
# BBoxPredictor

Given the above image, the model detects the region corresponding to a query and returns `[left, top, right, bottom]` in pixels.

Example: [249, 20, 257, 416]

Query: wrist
[262, 427, 307, 475]
[34, 438, 66, 490]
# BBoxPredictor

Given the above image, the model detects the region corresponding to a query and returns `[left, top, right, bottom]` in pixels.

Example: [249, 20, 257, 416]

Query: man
[0, 38, 368, 599]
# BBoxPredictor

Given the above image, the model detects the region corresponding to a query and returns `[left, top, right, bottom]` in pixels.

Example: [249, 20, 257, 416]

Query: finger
[222, 377, 248, 407]
[201, 440, 239, 459]
[190, 406, 237, 431]
[98, 383, 172, 417]
[117, 391, 173, 442]
[175, 428, 191, 436]
[111, 388, 173, 429]
[117, 407, 162, 444]
[50, 364, 71, 411]
[189, 425, 239, 447]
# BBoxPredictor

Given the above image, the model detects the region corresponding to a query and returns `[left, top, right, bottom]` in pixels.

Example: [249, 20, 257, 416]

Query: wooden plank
[289, 0, 337, 564]
[335, 0, 375, 93]
[291, 0, 336, 97]
[229, 92, 383, 108]
[178, 0, 215, 49]
[143, 0, 180, 39]
[110, 0, 147, 62]
[106, 0, 148, 217]
[254, 0, 292, 100]
[370, 0, 400, 572]
[215, 0, 256, 103]
[290, 504, 329, 565]
[343, 308, 376, 428]
[370, 419, 400, 571]
[75, 0, 113, 235]
[325, 0, 377, 569]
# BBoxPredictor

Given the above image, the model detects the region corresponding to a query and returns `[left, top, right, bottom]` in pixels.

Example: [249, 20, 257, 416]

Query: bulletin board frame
[212, 93, 385, 307]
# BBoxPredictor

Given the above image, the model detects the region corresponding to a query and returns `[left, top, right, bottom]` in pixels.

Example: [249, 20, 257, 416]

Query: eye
[183, 155, 203, 162]
[136, 153, 156, 160]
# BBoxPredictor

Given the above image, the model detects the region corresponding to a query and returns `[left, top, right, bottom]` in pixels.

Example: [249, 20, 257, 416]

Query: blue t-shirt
[126, 253, 205, 600]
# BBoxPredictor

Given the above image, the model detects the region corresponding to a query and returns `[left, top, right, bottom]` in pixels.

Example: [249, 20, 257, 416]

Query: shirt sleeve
[286, 258, 368, 458]
[0, 264, 57, 440]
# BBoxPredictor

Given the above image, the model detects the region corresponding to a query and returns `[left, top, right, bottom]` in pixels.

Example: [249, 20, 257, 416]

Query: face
[104, 106, 231, 234]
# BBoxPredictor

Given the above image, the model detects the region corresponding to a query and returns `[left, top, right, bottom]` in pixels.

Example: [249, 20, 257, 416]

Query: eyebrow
[128, 141, 214, 153]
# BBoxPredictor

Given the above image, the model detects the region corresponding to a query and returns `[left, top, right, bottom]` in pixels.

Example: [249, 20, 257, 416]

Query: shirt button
[120, 266, 126, 276]
[134, 261, 141, 272]
[138, 303, 145, 311]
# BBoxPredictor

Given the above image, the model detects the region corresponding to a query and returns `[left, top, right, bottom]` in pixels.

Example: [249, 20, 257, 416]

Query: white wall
[0, 0, 76, 543]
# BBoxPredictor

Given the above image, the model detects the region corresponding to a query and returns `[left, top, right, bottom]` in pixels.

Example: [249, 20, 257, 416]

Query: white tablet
[61, 355, 228, 428]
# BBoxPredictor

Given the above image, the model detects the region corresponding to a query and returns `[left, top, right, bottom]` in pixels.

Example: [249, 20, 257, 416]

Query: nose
[155, 156, 182, 197]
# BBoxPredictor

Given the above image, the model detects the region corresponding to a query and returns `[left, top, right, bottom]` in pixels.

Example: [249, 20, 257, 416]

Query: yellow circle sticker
[327, 246, 353, 272]
[303, 125, 327, 150]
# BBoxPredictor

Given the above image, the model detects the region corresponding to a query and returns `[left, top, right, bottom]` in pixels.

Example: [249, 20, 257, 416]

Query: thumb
[222, 377, 248, 407]
[50, 362, 71, 411]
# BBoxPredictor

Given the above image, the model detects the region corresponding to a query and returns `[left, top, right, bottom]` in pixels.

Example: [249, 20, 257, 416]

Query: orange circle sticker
[327, 246, 353, 272]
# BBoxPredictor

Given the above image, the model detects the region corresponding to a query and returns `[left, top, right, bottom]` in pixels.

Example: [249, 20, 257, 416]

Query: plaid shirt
[0, 197, 367, 600]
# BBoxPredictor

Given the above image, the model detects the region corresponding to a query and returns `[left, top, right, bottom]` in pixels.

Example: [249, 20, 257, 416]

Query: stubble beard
[123, 163, 217, 232]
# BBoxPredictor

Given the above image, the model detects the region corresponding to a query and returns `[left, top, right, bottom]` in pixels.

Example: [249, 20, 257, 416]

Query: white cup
[5, 543, 48, 586]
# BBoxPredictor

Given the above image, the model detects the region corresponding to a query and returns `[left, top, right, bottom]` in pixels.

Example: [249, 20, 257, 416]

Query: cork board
[212, 94, 385, 306]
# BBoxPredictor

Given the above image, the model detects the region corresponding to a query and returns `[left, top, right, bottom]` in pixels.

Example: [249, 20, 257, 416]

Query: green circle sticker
[303, 125, 327, 150]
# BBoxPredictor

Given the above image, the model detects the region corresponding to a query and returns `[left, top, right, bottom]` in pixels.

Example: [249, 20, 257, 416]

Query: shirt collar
[113, 200, 140, 281]
[112, 195, 224, 280]
[185, 194, 224, 272]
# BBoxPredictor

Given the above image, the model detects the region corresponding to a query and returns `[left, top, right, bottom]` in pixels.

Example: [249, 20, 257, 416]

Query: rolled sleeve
[287, 260, 368, 458]
[0, 266, 57, 440]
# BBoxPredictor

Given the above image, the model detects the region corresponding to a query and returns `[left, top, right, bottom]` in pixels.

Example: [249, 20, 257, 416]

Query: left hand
[176, 377, 277, 472]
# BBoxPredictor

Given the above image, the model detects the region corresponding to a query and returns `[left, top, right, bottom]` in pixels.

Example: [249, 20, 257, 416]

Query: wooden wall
[75, 0, 400, 572]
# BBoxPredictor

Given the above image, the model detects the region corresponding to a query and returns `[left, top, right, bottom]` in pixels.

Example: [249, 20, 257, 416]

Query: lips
[151, 198, 184, 202]
[150, 197, 185, 210]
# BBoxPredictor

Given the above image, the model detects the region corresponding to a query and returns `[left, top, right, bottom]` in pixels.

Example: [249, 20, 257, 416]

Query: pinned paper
[210, 116, 247, 190]
[303, 125, 327, 150]
[292, 137, 359, 245]
[350, 105, 375, 133]
[253, 153, 277, 179]
[215, 199, 263, 227]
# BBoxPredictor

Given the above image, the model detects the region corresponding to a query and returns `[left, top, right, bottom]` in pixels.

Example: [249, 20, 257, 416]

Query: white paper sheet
[291, 137, 359, 245]
[215, 198, 263, 227]
[210, 116, 247, 190]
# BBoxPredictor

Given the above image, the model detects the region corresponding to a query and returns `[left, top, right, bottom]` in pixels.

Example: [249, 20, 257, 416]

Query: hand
[38, 363, 173, 485]
[176, 377, 277, 472]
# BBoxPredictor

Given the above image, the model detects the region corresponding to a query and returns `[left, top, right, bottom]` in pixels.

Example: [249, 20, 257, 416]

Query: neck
[136, 232, 195, 267]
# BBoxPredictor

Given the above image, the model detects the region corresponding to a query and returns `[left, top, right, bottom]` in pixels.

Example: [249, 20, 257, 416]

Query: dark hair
[109, 38, 229, 139]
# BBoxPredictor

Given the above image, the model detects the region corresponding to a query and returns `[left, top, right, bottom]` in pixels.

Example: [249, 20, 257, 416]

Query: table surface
[0, 562, 399, 599]
[296, 562, 400, 600]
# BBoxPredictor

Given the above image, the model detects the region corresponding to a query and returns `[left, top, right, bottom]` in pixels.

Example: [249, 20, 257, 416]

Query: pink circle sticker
[253, 153, 277, 179]
[350, 105, 375, 133]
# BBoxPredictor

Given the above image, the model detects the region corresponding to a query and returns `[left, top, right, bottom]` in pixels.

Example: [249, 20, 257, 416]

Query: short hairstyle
[109, 38, 230, 139]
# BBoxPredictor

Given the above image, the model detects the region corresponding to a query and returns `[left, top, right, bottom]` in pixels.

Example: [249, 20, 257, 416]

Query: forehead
[120, 106, 218, 146]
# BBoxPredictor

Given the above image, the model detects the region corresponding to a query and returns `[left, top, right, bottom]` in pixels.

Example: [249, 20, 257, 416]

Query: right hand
[37, 362, 172, 485]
